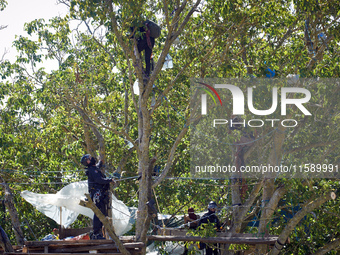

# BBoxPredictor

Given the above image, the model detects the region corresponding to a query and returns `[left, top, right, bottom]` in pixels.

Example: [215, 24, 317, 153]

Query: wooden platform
[1, 231, 283, 254]
[3, 239, 144, 255]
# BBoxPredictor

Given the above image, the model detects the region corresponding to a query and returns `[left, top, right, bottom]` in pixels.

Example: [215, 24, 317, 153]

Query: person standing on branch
[80, 154, 115, 240]
[130, 20, 161, 79]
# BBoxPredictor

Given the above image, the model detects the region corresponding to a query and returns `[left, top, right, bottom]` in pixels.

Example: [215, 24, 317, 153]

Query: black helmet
[208, 201, 217, 210]
[81, 154, 91, 166]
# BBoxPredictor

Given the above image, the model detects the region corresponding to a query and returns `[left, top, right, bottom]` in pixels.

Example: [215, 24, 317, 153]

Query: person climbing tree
[130, 20, 161, 79]
[80, 154, 115, 240]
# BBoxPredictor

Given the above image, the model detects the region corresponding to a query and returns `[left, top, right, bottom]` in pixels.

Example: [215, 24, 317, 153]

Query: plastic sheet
[21, 181, 132, 236]
[162, 54, 173, 70]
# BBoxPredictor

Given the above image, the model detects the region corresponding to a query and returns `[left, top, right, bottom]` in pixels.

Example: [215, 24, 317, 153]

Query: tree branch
[0, 177, 25, 246]
[105, 0, 138, 113]
[312, 237, 340, 255]
[287, 141, 337, 154]
[232, 180, 264, 233]
[117, 146, 135, 175]
[270, 191, 337, 255]
[152, 124, 189, 188]
[0, 226, 13, 252]
[73, 104, 106, 163]
[306, 35, 334, 70]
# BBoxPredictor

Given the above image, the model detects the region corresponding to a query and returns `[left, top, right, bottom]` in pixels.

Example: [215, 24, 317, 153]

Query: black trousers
[206, 243, 219, 255]
[137, 36, 155, 77]
[91, 190, 108, 235]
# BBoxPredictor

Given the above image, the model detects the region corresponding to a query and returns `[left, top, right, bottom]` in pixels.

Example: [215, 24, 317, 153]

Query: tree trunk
[135, 80, 153, 253]
[270, 192, 336, 255]
[256, 125, 286, 254]
[0, 226, 14, 252]
[0, 177, 25, 246]
[312, 237, 340, 255]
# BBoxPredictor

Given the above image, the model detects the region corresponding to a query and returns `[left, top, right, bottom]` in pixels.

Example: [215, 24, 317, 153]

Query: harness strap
[145, 23, 152, 49]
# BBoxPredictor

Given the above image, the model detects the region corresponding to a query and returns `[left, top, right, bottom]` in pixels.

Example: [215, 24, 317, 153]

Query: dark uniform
[198, 202, 221, 255]
[130, 22, 155, 77]
[81, 155, 113, 239]
[199, 210, 220, 228]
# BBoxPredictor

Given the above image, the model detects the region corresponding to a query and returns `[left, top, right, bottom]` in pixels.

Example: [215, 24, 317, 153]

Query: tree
[0, 0, 339, 254]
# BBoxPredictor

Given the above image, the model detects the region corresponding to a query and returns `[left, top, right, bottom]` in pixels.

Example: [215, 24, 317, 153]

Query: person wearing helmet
[198, 201, 221, 255]
[80, 154, 115, 240]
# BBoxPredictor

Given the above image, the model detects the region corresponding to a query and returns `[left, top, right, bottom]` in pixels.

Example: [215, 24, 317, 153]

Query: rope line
[153, 188, 166, 229]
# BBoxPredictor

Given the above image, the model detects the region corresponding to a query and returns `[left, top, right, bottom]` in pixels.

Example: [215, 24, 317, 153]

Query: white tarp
[21, 181, 132, 236]
[146, 242, 204, 255]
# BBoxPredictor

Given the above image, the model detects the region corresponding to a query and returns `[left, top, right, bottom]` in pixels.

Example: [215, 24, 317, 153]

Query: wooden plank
[5, 253, 123, 255]
[156, 228, 187, 236]
[48, 242, 144, 249]
[24, 240, 143, 248]
[50, 245, 121, 253]
[25, 239, 116, 247]
[46, 243, 144, 252]
[122, 242, 144, 249]
[58, 227, 92, 239]
[156, 228, 280, 239]
[119, 236, 137, 243]
[21, 236, 137, 247]
[147, 235, 278, 245]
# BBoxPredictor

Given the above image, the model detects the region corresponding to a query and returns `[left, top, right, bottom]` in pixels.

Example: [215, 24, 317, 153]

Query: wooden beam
[58, 227, 92, 239]
[49, 244, 142, 253]
[119, 236, 137, 243]
[25, 239, 143, 246]
[25, 240, 117, 247]
[49, 243, 144, 252]
[147, 235, 278, 245]
[155, 228, 280, 240]
[4, 253, 123, 255]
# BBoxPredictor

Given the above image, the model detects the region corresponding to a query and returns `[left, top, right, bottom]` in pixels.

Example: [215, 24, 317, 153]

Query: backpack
[145, 20, 161, 38]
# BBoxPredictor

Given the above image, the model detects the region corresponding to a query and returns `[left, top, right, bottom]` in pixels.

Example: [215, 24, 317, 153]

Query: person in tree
[130, 20, 160, 79]
[80, 154, 115, 240]
[183, 208, 200, 255]
[198, 201, 221, 255]
[184, 207, 199, 229]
